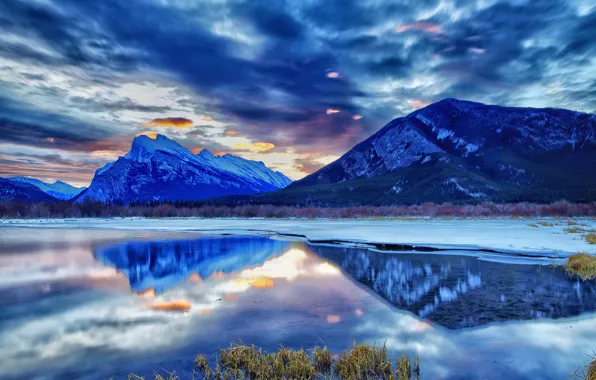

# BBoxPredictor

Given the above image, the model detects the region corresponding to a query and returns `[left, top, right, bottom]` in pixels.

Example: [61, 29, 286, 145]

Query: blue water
[0, 228, 594, 379]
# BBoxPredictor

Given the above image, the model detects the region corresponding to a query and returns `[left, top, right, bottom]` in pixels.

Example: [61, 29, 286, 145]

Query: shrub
[565, 253, 596, 280]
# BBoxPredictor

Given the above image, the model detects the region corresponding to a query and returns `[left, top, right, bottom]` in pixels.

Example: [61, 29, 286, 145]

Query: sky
[0, 0, 595, 186]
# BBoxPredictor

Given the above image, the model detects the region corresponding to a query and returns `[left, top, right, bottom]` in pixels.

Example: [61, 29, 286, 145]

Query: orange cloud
[210, 271, 226, 279]
[251, 277, 275, 289]
[144, 117, 193, 128]
[234, 142, 275, 152]
[191, 147, 204, 154]
[92, 150, 125, 157]
[352, 115, 363, 120]
[225, 129, 240, 136]
[327, 72, 340, 78]
[396, 21, 444, 34]
[135, 288, 156, 298]
[187, 273, 203, 283]
[327, 314, 341, 324]
[145, 299, 191, 312]
[136, 131, 159, 139]
[409, 100, 431, 109]
[44, 137, 55, 143]
[200, 116, 215, 123]
[326, 109, 340, 115]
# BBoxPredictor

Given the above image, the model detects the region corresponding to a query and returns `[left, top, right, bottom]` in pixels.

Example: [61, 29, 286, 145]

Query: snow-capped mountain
[254, 99, 596, 205]
[0, 178, 58, 202]
[76, 134, 291, 203]
[6, 177, 85, 200]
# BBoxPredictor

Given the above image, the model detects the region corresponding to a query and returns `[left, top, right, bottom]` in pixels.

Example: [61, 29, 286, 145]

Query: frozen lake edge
[2, 217, 595, 258]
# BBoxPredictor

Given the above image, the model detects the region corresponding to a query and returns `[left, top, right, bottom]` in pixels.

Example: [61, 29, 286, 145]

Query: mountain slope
[76, 134, 291, 203]
[250, 99, 596, 205]
[7, 177, 85, 200]
[0, 178, 58, 202]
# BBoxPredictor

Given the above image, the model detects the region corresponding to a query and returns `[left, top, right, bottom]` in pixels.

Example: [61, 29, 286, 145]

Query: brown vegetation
[572, 354, 596, 380]
[565, 254, 596, 281]
[2, 200, 596, 219]
[131, 343, 419, 379]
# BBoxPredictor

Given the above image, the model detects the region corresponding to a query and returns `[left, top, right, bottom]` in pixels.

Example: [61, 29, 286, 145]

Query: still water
[0, 228, 594, 379]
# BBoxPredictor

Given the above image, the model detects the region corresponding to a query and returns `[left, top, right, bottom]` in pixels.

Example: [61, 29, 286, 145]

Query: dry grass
[586, 233, 596, 245]
[565, 253, 596, 280]
[132, 342, 420, 379]
[537, 221, 555, 227]
[572, 354, 596, 380]
[566, 227, 583, 233]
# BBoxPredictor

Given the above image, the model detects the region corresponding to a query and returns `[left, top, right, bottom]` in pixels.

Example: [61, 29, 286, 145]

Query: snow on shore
[1, 217, 595, 257]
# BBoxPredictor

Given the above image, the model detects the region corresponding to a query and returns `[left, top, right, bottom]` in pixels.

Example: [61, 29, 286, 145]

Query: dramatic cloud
[144, 117, 194, 129]
[396, 21, 445, 35]
[233, 142, 275, 153]
[0, 0, 594, 184]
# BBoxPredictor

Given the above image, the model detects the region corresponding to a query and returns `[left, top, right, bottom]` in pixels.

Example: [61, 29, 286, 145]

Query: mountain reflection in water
[94, 236, 290, 293]
[311, 245, 596, 329]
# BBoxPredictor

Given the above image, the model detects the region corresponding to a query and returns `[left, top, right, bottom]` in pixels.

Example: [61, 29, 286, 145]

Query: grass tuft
[586, 233, 596, 245]
[537, 221, 555, 227]
[565, 253, 596, 280]
[186, 342, 419, 379]
[572, 354, 596, 380]
[312, 346, 333, 374]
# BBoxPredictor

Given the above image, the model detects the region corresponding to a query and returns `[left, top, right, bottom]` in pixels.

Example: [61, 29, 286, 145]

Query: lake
[0, 227, 594, 379]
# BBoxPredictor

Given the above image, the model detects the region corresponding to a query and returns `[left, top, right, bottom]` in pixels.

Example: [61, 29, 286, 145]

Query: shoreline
[2, 217, 595, 257]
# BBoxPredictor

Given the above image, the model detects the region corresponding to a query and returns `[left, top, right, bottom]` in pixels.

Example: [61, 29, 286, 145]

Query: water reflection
[311, 246, 596, 328]
[1, 229, 595, 380]
[94, 236, 289, 293]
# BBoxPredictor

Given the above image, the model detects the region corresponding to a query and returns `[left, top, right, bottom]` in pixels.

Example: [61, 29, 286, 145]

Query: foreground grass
[572, 354, 596, 380]
[565, 253, 596, 280]
[131, 343, 420, 379]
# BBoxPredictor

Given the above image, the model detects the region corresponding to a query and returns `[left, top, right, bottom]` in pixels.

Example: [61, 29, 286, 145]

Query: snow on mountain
[0, 178, 58, 202]
[76, 134, 291, 203]
[6, 177, 85, 200]
[257, 98, 596, 205]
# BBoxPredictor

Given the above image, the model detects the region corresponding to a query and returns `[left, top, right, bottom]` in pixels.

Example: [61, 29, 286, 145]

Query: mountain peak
[197, 149, 216, 159]
[78, 134, 292, 203]
[127, 133, 193, 162]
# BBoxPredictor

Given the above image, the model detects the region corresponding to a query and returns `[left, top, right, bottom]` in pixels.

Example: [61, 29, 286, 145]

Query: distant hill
[246, 99, 596, 205]
[75, 134, 291, 203]
[6, 177, 85, 200]
[0, 178, 58, 202]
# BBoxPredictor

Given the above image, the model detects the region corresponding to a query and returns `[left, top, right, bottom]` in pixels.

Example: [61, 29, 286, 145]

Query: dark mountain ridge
[244, 98, 596, 205]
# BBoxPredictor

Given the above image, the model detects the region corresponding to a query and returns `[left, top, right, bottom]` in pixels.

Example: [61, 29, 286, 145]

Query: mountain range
[74, 134, 291, 203]
[6, 177, 85, 200]
[0, 178, 59, 202]
[247, 98, 596, 205]
[2, 99, 595, 205]
[0, 177, 84, 201]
